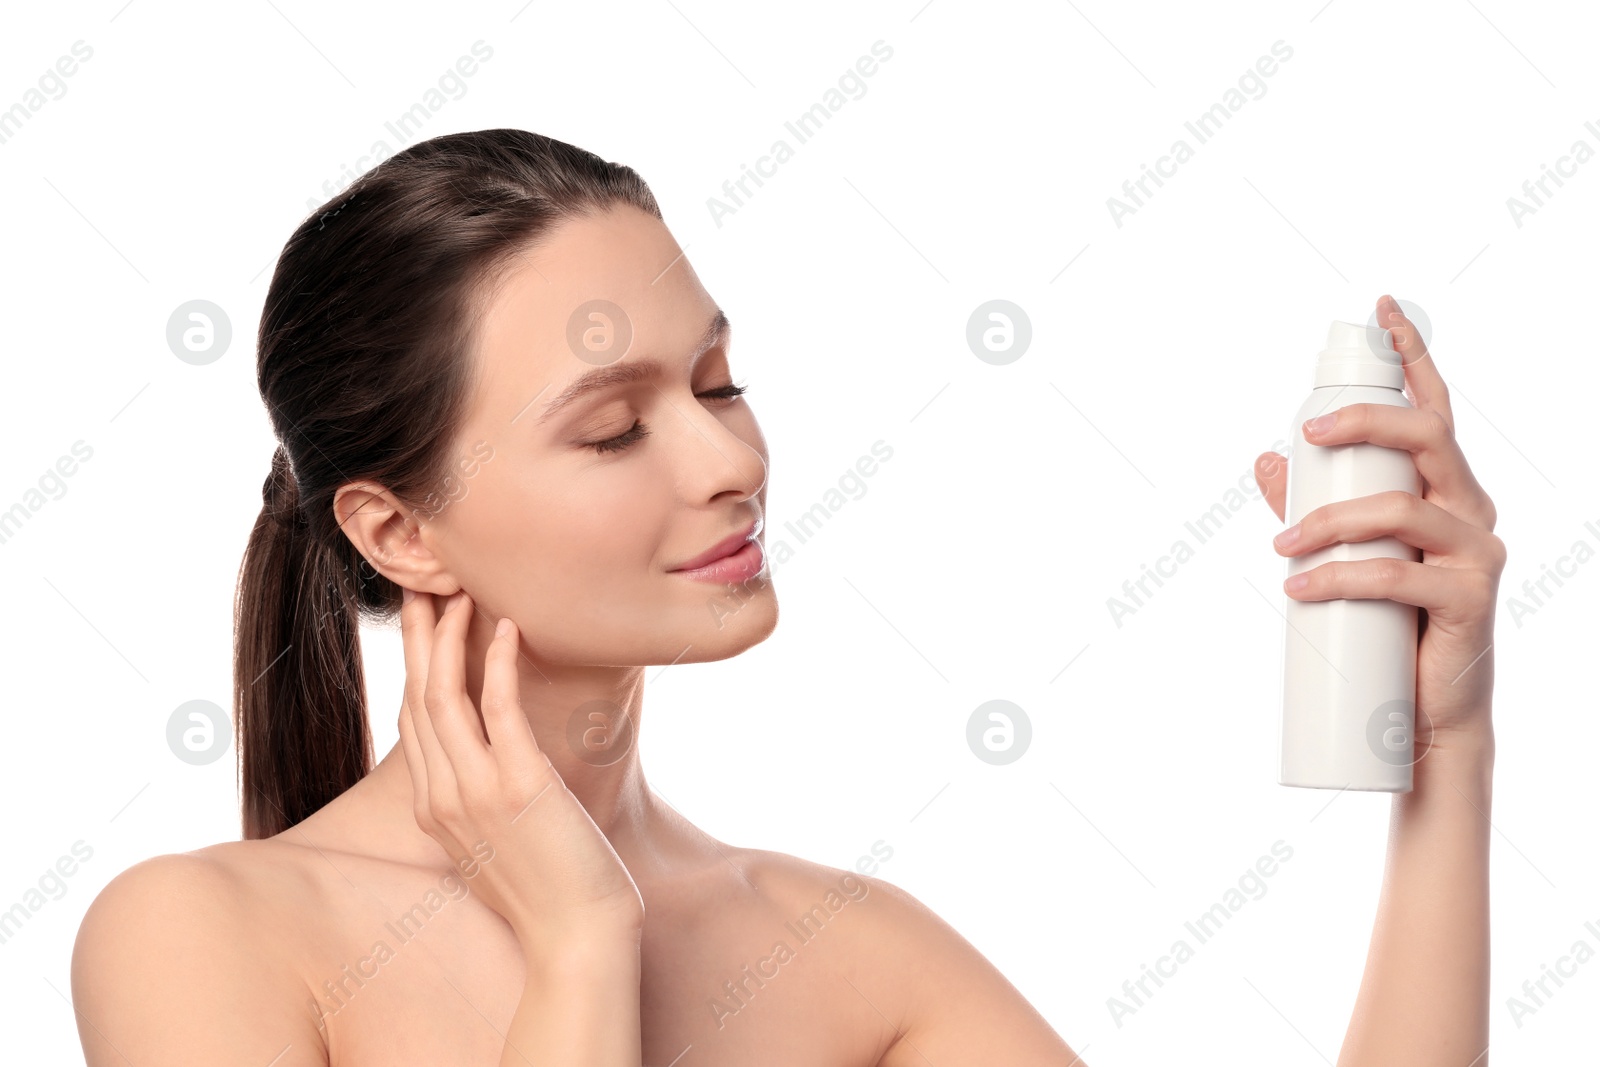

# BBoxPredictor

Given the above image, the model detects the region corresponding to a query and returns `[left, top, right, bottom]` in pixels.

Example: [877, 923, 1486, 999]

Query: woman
[70, 129, 1502, 1065]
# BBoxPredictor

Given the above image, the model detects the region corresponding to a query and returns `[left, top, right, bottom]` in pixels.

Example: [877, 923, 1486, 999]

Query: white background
[2, 0, 1596, 1063]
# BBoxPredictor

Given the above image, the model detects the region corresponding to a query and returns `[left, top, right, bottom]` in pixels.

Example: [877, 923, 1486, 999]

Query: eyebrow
[532, 308, 732, 426]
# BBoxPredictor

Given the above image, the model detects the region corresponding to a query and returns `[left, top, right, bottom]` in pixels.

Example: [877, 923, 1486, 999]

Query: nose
[673, 394, 766, 506]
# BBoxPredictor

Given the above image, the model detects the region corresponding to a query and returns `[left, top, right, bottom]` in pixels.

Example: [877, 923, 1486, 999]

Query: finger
[425, 591, 493, 779]
[1285, 557, 1495, 627]
[1377, 294, 1453, 430]
[1254, 451, 1287, 523]
[398, 694, 444, 844]
[396, 691, 431, 812]
[400, 686, 473, 866]
[400, 588, 453, 794]
[1301, 402, 1495, 530]
[481, 617, 546, 777]
[1273, 490, 1503, 566]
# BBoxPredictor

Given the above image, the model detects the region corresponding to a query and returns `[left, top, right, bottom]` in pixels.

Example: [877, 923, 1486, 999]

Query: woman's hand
[396, 588, 646, 957]
[1254, 294, 1506, 750]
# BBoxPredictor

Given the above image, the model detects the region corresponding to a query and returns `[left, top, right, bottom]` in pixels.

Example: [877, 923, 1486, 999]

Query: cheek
[457, 466, 666, 592]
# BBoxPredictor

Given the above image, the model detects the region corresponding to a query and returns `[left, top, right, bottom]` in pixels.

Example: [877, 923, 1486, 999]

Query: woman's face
[398, 204, 776, 666]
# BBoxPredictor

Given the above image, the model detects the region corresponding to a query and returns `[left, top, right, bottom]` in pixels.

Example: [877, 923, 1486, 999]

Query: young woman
[70, 129, 1502, 1066]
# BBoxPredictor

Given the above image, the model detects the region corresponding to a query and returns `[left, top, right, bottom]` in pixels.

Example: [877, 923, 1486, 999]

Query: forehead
[468, 206, 717, 416]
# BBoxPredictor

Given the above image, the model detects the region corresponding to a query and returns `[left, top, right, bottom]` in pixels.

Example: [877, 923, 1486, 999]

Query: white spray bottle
[1278, 321, 1423, 792]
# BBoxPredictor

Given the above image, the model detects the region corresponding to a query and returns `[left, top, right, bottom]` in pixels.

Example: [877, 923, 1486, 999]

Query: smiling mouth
[669, 517, 762, 573]
[669, 538, 765, 584]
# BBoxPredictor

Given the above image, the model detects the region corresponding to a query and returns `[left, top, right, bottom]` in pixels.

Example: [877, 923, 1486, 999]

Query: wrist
[1411, 721, 1495, 797]
[1422, 721, 1495, 767]
[519, 924, 642, 976]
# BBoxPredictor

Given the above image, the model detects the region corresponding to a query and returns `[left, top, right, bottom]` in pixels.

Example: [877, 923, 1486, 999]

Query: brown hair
[234, 129, 661, 840]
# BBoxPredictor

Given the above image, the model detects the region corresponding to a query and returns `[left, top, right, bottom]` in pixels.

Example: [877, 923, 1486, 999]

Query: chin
[670, 579, 779, 664]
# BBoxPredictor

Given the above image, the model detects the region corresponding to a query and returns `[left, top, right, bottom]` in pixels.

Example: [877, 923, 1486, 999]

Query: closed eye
[586, 381, 748, 455]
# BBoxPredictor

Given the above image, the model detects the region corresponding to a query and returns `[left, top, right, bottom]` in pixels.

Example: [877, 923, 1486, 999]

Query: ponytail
[233, 444, 372, 840]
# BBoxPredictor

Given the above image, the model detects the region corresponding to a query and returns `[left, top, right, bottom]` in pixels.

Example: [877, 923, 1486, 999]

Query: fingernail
[1305, 413, 1336, 437]
[1285, 573, 1309, 592]
[495, 617, 512, 639]
[1274, 523, 1301, 549]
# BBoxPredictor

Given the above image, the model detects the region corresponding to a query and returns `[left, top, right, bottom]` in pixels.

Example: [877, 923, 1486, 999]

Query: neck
[338, 661, 667, 878]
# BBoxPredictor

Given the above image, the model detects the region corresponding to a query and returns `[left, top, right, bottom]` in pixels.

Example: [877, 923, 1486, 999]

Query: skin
[69, 203, 1498, 1066]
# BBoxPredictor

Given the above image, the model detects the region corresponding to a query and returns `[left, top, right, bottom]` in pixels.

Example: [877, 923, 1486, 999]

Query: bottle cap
[1314, 320, 1405, 389]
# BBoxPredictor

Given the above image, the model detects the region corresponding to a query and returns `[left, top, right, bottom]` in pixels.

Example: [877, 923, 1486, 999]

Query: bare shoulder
[724, 844, 883, 904]
[72, 845, 327, 1066]
[728, 846, 1083, 1067]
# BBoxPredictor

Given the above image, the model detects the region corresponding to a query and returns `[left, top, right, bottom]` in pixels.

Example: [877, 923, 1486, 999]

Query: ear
[333, 480, 459, 596]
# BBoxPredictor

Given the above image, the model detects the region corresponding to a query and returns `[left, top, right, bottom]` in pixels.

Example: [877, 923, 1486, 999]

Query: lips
[670, 518, 762, 572]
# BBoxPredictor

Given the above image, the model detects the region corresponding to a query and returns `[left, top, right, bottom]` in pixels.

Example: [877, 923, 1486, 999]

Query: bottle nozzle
[1315, 320, 1405, 389]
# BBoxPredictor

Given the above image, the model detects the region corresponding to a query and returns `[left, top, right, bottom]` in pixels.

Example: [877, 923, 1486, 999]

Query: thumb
[1254, 451, 1287, 523]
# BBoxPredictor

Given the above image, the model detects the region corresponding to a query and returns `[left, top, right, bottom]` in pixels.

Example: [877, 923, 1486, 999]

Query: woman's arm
[858, 296, 1500, 1067]
[1336, 730, 1493, 1066]
[500, 932, 643, 1067]
[397, 590, 646, 1066]
[858, 732, 1493, 1067]
[1263, 294, 1502, 1065]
